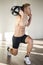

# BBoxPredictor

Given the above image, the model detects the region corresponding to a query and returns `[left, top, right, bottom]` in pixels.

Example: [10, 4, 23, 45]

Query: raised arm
[26, 14, 32, 26]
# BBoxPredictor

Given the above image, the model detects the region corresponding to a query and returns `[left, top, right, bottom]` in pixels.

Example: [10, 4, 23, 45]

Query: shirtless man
[7, 3, 33, 65]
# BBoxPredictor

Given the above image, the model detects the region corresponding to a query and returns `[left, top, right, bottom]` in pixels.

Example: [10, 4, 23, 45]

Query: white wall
[0, 0, 43, 40]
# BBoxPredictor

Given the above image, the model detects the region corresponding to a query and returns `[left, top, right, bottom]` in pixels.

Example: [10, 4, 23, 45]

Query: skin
[10, 6, 33, 56]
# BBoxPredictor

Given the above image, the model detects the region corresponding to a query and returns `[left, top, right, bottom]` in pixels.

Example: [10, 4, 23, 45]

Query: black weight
[11, 6, 21, 16]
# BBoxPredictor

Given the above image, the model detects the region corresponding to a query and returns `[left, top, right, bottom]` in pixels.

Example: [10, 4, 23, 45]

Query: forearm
[26, 14, 32, 27]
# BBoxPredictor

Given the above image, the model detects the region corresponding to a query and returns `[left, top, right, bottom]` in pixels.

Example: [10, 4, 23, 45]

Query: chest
[16, 15, 29, 27]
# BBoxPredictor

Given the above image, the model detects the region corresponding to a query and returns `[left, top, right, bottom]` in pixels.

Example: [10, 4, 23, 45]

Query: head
[21, 3, 31, 16]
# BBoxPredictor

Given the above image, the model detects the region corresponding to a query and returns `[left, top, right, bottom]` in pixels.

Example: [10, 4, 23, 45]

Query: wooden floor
[0, 40, 43, 65]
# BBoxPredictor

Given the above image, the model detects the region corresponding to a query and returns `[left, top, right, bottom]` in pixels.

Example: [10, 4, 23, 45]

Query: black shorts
[12, 34, 28, 49]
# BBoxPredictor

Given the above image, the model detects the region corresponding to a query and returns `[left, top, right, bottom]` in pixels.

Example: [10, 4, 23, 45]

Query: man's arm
[26, 14, 32, 26]
[19, 10, 24, 18]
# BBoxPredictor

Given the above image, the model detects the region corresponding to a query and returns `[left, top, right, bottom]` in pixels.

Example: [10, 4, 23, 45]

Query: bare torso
[14, 24, 25, 37]
[14, 14, 29, 37]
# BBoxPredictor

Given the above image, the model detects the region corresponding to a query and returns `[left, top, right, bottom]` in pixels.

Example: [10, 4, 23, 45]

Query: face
[24, 6, 31, 16]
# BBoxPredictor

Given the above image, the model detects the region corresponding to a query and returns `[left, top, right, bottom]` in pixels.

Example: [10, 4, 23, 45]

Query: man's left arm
[27, 14, 32, 26]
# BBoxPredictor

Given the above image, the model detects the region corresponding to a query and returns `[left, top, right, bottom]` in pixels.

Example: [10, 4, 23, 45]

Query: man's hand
[19, 10, 24, 18]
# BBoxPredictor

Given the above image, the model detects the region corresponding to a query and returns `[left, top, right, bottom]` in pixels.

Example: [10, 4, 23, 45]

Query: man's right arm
[19, 10, 24, 18]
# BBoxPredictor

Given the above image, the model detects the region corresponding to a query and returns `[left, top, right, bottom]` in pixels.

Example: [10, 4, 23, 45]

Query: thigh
[25, 35, 33, 43]
[12, 36, 21, 49]
[21, 34, 28, 43]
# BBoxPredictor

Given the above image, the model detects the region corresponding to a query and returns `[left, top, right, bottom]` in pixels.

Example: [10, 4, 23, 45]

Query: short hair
[21, 3, 30, 11]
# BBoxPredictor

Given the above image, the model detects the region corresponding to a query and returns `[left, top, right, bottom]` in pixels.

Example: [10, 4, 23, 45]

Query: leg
[10, 48, 18, 56]
[21, 35, 33, 64]
[7, 35, 20, 56]
[25, 35, 33, 56]
[7, 47, 18, 56]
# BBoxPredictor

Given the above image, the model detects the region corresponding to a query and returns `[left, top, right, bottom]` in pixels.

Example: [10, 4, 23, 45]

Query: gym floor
[0, 40, 43, 65]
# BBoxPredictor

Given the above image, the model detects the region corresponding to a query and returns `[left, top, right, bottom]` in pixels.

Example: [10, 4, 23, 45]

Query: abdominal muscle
[14, 24, 25, 37]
